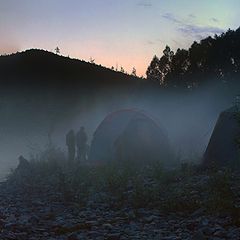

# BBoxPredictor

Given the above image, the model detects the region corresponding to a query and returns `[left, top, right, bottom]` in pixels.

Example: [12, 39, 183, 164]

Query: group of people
[66, 127, 88, 162]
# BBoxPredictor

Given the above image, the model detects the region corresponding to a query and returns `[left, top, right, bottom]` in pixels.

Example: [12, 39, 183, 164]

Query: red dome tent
[89, 109, 172, 165]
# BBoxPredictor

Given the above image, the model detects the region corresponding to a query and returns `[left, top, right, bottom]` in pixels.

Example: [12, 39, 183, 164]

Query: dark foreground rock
[0, 175, 240, 240]
[1, 156, 240, 240]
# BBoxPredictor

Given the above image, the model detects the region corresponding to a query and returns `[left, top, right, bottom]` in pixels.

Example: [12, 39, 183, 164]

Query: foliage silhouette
[147, 27, 240, 89]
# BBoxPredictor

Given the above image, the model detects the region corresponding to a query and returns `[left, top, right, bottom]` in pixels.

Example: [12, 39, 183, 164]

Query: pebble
[0, 171, 240, 240]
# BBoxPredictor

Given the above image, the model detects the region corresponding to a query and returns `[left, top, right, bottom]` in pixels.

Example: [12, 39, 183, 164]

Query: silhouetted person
[18, 155, 30, 168]
[16, 155, 31, 174]
[76, 127, 88, 162]
[66, 130, 75, 162]
[13, 156, 32, 183]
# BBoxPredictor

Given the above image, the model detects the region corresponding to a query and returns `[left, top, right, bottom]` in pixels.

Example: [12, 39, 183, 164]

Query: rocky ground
[0, 159, 240, 239]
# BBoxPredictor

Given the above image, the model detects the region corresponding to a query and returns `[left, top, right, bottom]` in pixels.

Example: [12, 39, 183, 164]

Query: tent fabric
[89, 109, 171, 164]
[203, 106, 240, 169]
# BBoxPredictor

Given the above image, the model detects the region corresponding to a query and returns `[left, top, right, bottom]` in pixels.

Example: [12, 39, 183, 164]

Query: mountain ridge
[0, 49, 148, 90]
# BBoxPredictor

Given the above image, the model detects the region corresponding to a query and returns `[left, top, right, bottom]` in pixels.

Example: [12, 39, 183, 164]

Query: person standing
[66, 129, 76, 163]
[76, 127, 88, 162]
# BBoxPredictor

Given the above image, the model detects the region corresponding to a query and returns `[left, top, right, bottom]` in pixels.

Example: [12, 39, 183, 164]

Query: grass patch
[7, 147, 240, 219]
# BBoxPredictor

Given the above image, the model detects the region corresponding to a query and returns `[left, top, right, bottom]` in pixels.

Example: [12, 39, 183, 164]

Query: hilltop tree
[146, 27, 240, 89]
[90, 57, 95, 64]
[166, 48, 190, 88]
[146, 55, 160, 82]
[55, 47, 60, 55]
[131, 67, 137, 76]
[158, 45, 174, 84]
[146, 46, 174, 85]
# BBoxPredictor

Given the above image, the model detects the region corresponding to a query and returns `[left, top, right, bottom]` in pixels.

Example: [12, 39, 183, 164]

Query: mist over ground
[0, 78, 238, 179]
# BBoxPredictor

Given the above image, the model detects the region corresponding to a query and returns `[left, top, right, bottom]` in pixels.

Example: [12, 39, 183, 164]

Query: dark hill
[0, 49, 158, 148]
[0, 49, 148, 91]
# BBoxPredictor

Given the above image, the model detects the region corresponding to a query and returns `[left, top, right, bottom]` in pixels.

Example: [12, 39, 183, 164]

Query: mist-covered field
[0, 76, 238, 180]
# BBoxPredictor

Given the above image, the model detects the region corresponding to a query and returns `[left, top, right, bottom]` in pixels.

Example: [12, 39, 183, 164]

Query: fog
[0, 80, 238, 179]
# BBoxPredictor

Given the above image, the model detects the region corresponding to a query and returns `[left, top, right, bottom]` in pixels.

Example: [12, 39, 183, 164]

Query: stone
[192, 230, 206, 240]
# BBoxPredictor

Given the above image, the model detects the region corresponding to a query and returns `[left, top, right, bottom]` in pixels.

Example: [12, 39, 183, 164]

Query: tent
[89, 109, 172, 165]
[203, 106, 240, 169]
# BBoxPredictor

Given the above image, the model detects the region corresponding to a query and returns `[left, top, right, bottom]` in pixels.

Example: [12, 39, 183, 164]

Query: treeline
[146, 27, 240, 89]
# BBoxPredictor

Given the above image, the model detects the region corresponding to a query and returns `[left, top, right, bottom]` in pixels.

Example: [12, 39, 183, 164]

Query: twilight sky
[0, 0, 239, 76]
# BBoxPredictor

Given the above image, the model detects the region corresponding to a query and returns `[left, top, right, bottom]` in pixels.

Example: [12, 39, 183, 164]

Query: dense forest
[146, 27, 240, 89]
